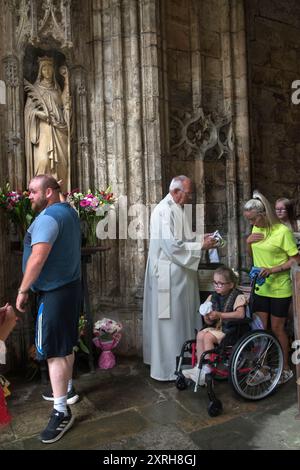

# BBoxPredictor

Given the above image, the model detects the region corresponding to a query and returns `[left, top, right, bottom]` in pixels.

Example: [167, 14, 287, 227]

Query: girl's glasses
[213, 281, 230, 287]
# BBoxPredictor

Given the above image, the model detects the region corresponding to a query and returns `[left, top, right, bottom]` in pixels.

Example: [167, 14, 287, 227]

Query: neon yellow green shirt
[251, 223, 298, 298]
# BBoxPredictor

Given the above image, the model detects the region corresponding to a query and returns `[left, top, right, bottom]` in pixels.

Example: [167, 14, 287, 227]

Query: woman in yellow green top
[244, 191, 300, 384]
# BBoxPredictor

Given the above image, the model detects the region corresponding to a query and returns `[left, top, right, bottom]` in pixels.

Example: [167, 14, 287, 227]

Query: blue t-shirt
[23, 203, 81, 291]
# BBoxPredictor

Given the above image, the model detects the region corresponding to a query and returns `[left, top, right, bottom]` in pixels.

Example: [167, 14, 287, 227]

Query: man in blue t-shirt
[16, 175, 81, 444]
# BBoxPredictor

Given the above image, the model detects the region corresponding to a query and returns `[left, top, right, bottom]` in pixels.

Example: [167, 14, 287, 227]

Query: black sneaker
[42, 386, 79, 405]
[39, 407, 74, 444]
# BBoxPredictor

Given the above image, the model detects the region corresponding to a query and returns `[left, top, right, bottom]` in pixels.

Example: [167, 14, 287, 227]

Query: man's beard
[32, 196, 47, 212]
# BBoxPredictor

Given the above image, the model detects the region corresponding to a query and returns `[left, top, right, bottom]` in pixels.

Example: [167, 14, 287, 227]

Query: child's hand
[208, 311, 220, 321]
[204, 314, 213, 325]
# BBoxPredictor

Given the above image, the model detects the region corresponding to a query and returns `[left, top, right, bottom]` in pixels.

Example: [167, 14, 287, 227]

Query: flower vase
[92, 333, 121, 369]
[86, 217, 98, 247]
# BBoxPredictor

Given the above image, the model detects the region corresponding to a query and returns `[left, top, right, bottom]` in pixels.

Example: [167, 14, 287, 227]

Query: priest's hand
[202, 234, 218, 250]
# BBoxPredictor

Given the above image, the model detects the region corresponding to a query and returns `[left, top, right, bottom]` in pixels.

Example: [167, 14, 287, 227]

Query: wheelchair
[175, 313, 284, 417]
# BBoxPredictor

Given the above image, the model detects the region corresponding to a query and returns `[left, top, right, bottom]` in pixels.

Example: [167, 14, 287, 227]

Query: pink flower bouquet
[93, 318, 123, 369]
[66, 187, 115, 246]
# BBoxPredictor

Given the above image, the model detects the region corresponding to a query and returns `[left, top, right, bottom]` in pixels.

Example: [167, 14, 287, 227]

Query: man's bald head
[28, 174, 61, 212]
[30, 174, 61, 193]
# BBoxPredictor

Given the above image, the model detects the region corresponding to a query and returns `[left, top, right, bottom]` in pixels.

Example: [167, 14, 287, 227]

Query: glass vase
[81, 216, 104, 247]
[86, 218, 98, 247]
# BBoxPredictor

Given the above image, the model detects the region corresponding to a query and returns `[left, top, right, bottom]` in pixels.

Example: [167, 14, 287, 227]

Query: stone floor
[1, 356, 300, 450]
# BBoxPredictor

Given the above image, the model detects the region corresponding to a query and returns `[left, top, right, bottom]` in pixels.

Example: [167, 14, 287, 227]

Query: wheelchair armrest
[223, 318, 251, 328]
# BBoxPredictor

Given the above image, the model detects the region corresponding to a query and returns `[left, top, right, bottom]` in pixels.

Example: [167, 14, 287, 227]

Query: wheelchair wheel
[229, 330, 283, 400]
[176, 375, 187, 391]
[208, 399, 223, 417]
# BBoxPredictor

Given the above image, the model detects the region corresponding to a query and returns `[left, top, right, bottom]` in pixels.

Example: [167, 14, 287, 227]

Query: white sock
[67, 379, 73, 393]
[54, 395, 68, 416]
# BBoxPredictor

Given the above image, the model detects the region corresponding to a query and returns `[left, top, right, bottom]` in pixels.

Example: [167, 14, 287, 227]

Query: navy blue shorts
[35, 280, 81, 360]
[252, 293, 292, 318]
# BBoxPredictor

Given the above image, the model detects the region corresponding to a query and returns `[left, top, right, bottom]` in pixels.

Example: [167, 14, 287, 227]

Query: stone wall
[245, 0, 300, 206]
[0, 0, 252, 367]
[165, 0, 251, 270]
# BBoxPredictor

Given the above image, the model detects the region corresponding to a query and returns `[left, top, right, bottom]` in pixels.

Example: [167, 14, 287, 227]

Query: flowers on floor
[0, 183, 34, 241]
[93, 318, 123, 369]
[66, 187, 115, 246]
[74, 315, 89, 354]
[93, 317, 123, 341]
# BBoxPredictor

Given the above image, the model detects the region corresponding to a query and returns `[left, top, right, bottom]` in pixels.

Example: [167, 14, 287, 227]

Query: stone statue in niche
[24, 56, 71, 192]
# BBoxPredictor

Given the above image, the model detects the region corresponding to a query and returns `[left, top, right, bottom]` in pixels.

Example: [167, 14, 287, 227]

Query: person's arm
[0, 304, 17, 341]
[16, 242, 52, 312]
[209, 306, 245, 321]
[246, 233, 264, 257]
[259, 253, 300, 277]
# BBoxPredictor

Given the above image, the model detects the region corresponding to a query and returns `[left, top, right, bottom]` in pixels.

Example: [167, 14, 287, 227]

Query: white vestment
[143, 193, 202, 381]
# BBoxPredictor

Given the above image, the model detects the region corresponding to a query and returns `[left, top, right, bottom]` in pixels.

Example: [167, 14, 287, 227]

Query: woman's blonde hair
[244, 190, 280, 230]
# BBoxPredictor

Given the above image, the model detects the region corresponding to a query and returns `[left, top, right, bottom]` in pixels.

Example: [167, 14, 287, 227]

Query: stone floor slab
[97, 424, 200, 450]
[21, 409, 148, 450]
[87, 375, 163, 414]
[1, 357, 299, 450]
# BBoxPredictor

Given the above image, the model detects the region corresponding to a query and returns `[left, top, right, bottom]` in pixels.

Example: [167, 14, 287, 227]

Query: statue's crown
[38, 56, 54, 65]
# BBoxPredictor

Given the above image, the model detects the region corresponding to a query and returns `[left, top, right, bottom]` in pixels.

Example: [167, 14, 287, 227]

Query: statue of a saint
[24, 56, 71, 192]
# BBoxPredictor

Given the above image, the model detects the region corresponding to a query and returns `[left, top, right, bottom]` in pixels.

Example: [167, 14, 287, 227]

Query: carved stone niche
[23, 45, 73, 191]
[23, 45, 66, 89]
[15, 0, 73, 51]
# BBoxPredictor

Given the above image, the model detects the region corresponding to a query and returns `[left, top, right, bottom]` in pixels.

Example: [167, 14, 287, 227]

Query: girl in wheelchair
[183, 266, 247, 385]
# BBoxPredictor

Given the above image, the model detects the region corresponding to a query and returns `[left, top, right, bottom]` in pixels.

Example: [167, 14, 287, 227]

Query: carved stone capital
[3, 56, 20, 88]
[6, 134, 21, 153]
[4, 0, 16, 12]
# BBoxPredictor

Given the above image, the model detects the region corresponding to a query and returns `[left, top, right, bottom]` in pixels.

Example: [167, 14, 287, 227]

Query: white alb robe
[143, 193, 202, 381]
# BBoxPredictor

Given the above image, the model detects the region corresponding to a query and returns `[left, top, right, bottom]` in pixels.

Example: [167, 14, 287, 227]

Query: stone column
[229, 0, 251, 270]
[71, 65, 91, 190]
[122, 0, 147, 299]
[3, 55, 24, 189]
[140, 0, 163, 205]
[0, 75, 8, 303]
[90, 0, 108, 189]
[2, 2, 25, 188]
[190, 0, 206, 217]
[219, 0, 239, 270]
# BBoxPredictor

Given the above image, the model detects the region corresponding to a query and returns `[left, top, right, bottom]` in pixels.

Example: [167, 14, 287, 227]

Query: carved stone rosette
[170, 107, 234, 160]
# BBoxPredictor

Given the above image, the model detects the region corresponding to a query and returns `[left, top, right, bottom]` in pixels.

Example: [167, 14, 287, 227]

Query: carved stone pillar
[3, 55, 24, 188]
[229, 0, 251, 270]
[140, 0, 163, 205]
[190, 0, 206, 217]
[90, 0, 107, 190]
[71, 66, 91, 190]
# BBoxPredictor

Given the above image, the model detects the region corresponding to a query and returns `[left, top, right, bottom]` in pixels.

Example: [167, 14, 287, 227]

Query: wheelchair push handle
[249, 266, 266, 293]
